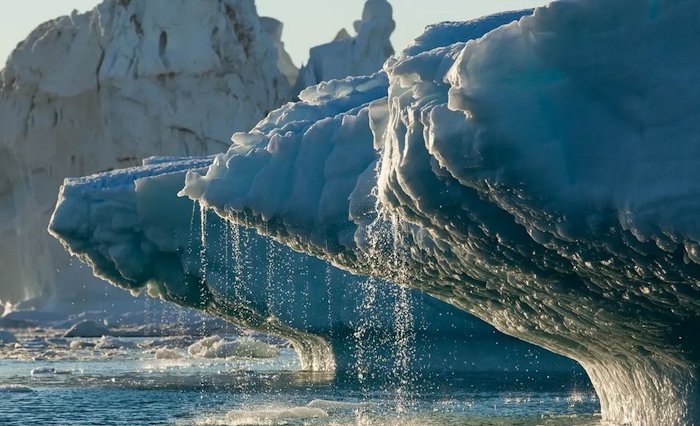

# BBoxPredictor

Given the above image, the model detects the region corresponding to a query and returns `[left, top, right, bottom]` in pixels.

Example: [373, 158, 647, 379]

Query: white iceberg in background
[293, 0, 395, 95]
[148, 0, 700, 424]
[260, 17, 299, 87]
[0, 0, 290, 313]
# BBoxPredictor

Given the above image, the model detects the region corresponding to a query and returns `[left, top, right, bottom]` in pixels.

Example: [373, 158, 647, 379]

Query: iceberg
[48, 7, 582, 377]
[0, 0, 395, 313]
[51, 1, 700, 424]
[150, 1, 700, 424]
[0, 0, 291, 311]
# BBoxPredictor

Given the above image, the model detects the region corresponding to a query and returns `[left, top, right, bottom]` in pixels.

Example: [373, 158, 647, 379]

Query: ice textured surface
[177, 2, 700, 424]
[47, 9, 578, 375]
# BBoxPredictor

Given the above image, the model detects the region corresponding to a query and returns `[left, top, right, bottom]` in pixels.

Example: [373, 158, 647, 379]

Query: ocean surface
[0, 329, 601, 426]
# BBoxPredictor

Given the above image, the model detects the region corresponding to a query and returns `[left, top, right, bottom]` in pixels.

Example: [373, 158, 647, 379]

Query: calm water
[0, 330, 601, 426]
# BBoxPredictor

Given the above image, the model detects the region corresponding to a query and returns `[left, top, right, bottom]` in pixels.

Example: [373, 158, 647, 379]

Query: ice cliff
[0, 0, 290, 310]
[147, 1, 698, 424]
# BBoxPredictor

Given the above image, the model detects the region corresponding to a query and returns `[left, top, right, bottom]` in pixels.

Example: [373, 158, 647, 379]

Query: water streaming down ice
[49, 151, 576, 376]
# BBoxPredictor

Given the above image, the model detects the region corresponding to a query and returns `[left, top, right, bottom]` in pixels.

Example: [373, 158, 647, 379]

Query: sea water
[0, 327, 602, 426]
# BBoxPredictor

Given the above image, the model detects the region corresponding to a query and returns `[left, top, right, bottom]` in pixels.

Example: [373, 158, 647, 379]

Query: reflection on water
[0, 331, 600, 426]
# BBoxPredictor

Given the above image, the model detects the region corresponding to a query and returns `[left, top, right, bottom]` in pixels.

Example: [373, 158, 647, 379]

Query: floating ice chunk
[64, 320, 112, 338]
[30, 367, 72, 376]
[154, 347, 183, 360]
[0, 385, 33, 393]
[69, 339, 94, 350]
[94, 336, 133, 350]
[0, 330, 17, 344]
[225, 337, 280, 359]
[188, 336, 279, 359]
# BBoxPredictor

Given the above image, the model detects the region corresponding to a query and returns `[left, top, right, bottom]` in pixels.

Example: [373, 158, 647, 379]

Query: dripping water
[299, 259, 310, 331]
[199, 202, 208, 294]
[325, 265, 334, 342]
[240, 225, 254, 304]
[230, 221, 242, 301]
[266, 238, 279, 319]
[198, 202, 208, 399]
[389, 213, 416, 413]
[355, 184, 417, 415]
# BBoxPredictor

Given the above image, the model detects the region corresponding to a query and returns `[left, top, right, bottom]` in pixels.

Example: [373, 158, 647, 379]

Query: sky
[0, 0, 548, 68]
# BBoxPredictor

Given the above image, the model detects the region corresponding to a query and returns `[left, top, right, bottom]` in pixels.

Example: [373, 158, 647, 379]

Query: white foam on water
[30, 367, 72, 376]
[192, 406, 329, 426]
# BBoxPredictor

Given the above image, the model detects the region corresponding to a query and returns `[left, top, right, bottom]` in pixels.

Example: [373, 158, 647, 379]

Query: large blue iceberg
[49, 9, 578, 378]
[51, 1, 700, 424]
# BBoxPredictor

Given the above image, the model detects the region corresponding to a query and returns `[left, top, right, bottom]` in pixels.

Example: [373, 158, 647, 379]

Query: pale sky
[0, 0, 548, 68]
